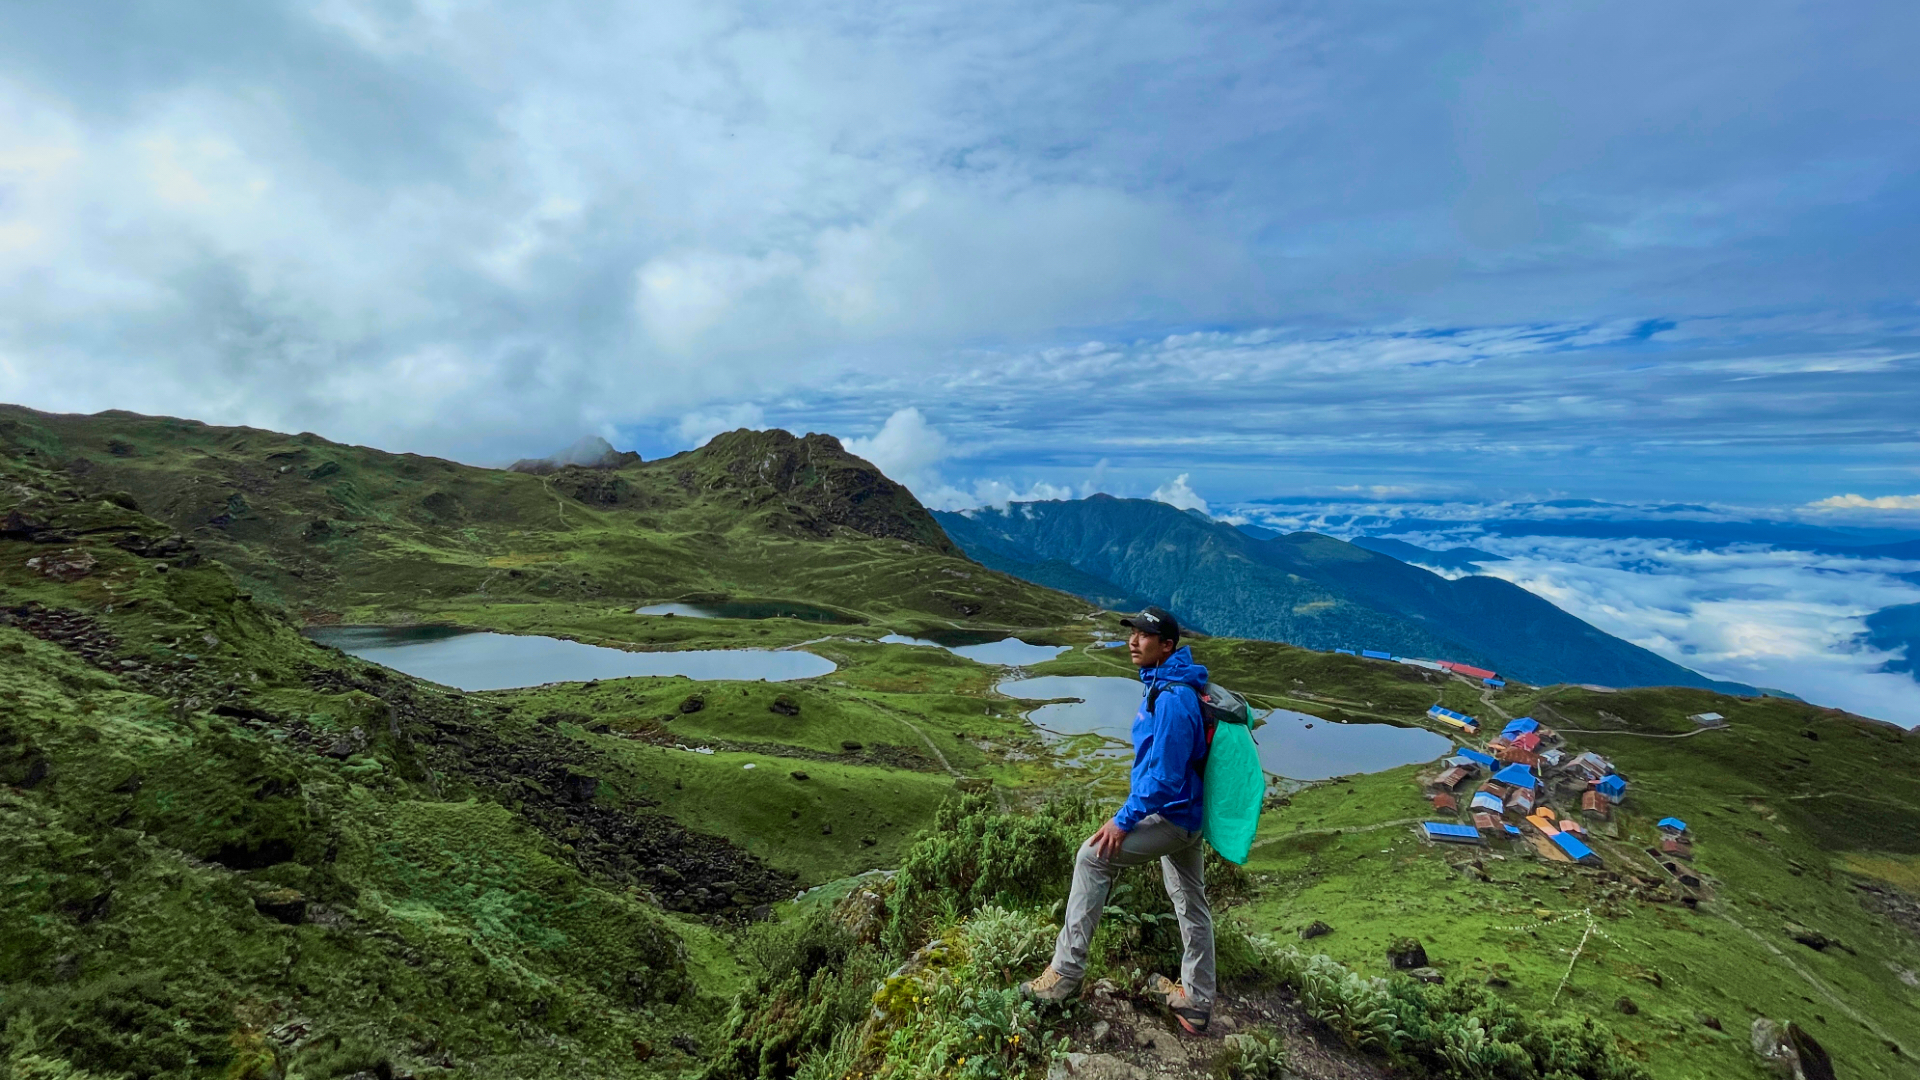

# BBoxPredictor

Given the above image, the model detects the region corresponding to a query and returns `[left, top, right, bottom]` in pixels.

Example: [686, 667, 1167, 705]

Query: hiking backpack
[1145, 681, 1266, 755]
[1145, 680, 1268, 864]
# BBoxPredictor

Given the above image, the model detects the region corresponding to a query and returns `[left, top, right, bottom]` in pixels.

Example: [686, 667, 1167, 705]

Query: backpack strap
[1147, 682, 1216, 759]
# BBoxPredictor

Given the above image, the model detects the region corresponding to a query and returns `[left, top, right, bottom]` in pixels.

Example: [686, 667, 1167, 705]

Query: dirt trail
[540, 476, 573, 527]
[1711, 905, 1914, 1058]
[1476, 679, 1513, 720]
[1553, 726, 1724, 740]
[1051, 979, 1390, 1080]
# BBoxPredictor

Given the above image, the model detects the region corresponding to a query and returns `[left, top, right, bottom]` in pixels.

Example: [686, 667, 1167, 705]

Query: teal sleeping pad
[1202, 719, 1264, 864]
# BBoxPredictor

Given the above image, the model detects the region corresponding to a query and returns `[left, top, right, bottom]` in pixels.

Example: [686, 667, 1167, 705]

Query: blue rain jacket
[1114, 646, 1209, 833]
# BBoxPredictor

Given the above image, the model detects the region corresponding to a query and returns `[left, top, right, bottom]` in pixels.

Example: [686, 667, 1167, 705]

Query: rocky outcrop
[682, 429, 961, 554]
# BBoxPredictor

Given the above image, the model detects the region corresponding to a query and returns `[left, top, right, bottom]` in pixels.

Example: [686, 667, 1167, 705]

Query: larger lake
[307, 626, 837, 690]
[996, 675, 1450, 781]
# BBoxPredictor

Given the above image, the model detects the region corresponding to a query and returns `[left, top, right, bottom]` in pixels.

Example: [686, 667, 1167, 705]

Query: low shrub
[962, 905, 1055, 983]
[885, 795, 1087, 950]
[703, 911, 888, 1080]
[1216, 1027, 1288, 1080]
[1247, 938, 1649, 1080]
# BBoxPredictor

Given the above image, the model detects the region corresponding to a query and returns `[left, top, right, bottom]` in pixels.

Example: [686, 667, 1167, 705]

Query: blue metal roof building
[1657, 817, 1687, 833]
[1552, 833, 1602, 865]
[1456, 747, 1496, 767]
[1420, 822, 1484, 845]
[1595, 775, 1628, 800]
[1491, 763, 1537, 789]
[1500, 717, 1540, 739]
[1362, 649, 1392, 660]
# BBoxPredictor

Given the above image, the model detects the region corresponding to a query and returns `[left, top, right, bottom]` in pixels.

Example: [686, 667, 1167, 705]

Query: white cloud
[675, 402, 765, 447]
[1079, 458, 1113, 499]
[918, 478, 1074, 512]
[1432, 533, 1920, 723]
[836, 407, 1073, 510]
[1808, 493, 1920, 511]
[841, 407, 949, 487]
[1151, 473, 1209, 513]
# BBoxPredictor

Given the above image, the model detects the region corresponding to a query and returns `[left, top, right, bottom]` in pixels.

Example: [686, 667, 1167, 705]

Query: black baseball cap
[1121, 606, 1180, 642]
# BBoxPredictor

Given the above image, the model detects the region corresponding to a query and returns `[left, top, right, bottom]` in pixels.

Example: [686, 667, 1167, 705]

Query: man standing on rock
[1022, 606, 1215, 1034]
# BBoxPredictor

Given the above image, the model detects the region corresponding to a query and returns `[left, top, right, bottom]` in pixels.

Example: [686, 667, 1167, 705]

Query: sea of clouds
[1237, 501, 1920, 725]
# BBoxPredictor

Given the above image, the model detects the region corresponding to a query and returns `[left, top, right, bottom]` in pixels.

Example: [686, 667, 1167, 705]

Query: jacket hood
[1139, 645, 1208, 689]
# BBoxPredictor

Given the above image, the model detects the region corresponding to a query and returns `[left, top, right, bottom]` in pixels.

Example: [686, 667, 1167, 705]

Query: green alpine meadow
[2, 404, 1916, 1080]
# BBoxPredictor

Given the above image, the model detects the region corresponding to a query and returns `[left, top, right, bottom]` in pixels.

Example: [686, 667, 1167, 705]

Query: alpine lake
[308, 623, 1445, 782]
[997, 674, 1452, 782]
[305, 625, 837, 690]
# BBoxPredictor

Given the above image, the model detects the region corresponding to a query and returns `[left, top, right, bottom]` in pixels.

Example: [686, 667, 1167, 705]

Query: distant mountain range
[1864, 603, 1920, 682]
[1345, 536, 1508, 574]
[935, 495, 1756, 692]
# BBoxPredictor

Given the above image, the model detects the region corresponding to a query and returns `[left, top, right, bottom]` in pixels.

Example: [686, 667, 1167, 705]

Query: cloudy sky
[1, 0, 1917, 512]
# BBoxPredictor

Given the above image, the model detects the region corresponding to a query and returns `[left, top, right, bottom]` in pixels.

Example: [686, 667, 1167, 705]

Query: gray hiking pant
[1049, 814, 1215, 1009]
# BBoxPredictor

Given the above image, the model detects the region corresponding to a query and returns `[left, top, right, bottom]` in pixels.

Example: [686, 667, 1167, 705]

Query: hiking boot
[1019, 966, 1081, 1002]
[1146, 974, 1210, 1035]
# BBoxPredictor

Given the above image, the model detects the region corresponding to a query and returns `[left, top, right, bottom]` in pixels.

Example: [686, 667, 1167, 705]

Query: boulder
[1299, 920, 1333, 941]
[768, 694, 801, 716]
[1047, 1052, 1144, 1080]
[253, 888, 309, 926]
[1387, 937, 1428, 970]
[1786, 1024, 1836, 1080]
[25, 549, 98, 583]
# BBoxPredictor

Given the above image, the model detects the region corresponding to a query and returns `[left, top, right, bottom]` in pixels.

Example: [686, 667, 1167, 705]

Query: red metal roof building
[1496, 745, 1542, 768]
[1433, 766, 1472, 790]
[1440, 661, 1499, 680]
[1431, 792, 1459, 813]
[1580, 790, 1610, 818]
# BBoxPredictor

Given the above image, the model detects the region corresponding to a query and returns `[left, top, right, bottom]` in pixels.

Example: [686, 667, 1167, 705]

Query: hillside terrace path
[539, 476, 574, 527]
[847, 691, 1013, 812]
[1250, 816, 1428, 850]
[1553, 726, 1725, 740]
[1712, 904, 1915, 1058]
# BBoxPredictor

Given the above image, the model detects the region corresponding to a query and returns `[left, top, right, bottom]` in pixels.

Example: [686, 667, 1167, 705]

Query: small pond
[633, 600, 859, 624]
[306, 626, 836, 691]
[996, 676, 1450, 780]
[879, 634, 1068, 667]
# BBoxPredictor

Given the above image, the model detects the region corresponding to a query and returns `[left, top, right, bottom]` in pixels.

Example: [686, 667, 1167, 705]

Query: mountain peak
[675, 427, 959, 555]
[507, 435, 639, 475]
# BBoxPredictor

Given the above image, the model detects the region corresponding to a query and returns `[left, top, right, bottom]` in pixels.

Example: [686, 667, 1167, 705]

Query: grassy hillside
[936, 496, 1755, 693]
[0, 423, 1089, 1079]
[4, 405, 1917, 1080]
[0, 404, 1085, 632]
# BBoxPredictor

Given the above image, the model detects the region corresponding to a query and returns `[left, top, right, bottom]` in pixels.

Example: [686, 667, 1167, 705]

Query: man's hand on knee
[1090, 820, 1129, 859]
